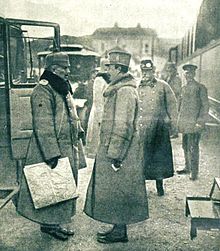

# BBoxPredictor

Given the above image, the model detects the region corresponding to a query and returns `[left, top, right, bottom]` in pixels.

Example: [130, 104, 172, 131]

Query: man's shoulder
[117, 80, 138, 97]
[193, 81, 207, 91]
[32, 81, 53, 97]
[156, 78, 173, 91]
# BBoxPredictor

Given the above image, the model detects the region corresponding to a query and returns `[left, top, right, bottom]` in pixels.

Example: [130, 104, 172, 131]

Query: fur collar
[103, 73, 136, 97]
[96, 72, 111, 84]
[40, 70, 72, 96]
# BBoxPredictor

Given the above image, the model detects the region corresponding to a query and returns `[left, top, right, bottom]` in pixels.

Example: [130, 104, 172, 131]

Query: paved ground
[0, 132, 219, 251]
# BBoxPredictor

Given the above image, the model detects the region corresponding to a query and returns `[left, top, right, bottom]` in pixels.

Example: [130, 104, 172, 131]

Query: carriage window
[9, 25, 55, 86]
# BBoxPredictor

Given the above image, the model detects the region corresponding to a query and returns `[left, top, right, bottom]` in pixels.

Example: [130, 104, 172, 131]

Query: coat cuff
[107, 135, 130, 161]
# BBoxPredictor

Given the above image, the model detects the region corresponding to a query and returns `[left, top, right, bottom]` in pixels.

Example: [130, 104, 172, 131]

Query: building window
[145, 44, 149, 53]
[101, 42, 105, 52]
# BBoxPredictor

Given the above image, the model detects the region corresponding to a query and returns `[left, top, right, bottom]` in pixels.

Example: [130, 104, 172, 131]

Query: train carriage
[168, 0, 220, 129]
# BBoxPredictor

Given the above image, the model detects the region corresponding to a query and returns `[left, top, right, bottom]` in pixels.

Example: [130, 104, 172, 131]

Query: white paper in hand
[24, 157, 78, 209]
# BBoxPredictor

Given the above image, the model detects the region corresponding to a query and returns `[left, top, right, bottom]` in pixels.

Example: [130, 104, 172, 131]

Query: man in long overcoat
[84, 50, 149, 244]
[16, 52, 85, 241]
[138, 59, 178, 196]
[177, 64, 209, 180]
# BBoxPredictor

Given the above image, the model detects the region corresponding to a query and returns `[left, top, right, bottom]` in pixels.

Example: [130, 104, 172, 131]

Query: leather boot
[40, 225, 68, 241]
[156, 179, 164, 196]
[97, 224, 128, 243]
[97, 225, 116, 238]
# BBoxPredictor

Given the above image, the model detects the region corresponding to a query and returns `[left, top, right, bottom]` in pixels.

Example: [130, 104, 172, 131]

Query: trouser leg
[156, 179, 164, 196]
[114, 224, 127, 236]
[182, 134, 190, 172]
[190, 133, 200, 180]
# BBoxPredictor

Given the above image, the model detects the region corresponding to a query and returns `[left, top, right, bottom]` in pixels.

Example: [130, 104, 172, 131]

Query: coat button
[139, 115, 143, 119]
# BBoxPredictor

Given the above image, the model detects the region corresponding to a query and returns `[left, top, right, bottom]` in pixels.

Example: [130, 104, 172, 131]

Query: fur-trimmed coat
[84, 73, 149, 224]
[16, 71, 84, 225]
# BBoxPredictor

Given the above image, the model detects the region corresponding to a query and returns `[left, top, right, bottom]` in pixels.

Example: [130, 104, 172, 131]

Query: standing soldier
[138, 59, 178, 196]
[162, 62, 182, 100]
[84, 50, 149, 244]
[177, 64, 209, 180]
[16, 52, 85, 241]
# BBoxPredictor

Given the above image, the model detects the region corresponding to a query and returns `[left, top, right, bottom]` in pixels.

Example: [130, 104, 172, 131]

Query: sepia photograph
[0, 0, 219, 250]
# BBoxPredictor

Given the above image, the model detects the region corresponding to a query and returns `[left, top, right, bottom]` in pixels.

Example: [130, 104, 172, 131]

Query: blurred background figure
[73, 68, 98, 142]
[161, 62, 182, 100]
[86, 58, 110, 158]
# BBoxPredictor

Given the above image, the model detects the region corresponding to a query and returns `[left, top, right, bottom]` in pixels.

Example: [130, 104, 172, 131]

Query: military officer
[84, 50, 149, 244]
[138, 59, 178, 196]
[16, 52, 84, 241]
[177, 64, 209, 180]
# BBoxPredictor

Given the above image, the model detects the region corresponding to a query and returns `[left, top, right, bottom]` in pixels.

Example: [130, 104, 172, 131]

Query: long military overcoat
[84, 73, 149, 225]
[138, 79, 177, 180]
[16, 75, 81, 225]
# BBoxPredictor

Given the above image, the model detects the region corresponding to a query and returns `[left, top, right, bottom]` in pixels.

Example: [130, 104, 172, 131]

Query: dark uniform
[138, 59, 178, 196]
[177, 64, 209, 180]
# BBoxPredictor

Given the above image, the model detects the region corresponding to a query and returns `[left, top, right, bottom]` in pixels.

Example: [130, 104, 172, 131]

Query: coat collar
[96, 72, 111, 84]
[139, 77, 157, 88]
[40, 70, 73, 96]
[103, 73, 136, 97]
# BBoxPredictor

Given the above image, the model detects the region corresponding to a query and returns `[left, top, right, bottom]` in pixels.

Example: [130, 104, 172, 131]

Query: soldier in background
[86, 58, 110, 158]
[73, 68, 98, 140]
[177, 64, 209, 180]
[138, 59, 178, 196]
[162, 62, 182, 100]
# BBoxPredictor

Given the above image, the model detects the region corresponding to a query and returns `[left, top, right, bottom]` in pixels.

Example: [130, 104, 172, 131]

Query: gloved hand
[45, 156, 60, 169]
[170, 126, 178, 139]
[78, 131, 86, 145]
[112, 159, 122, 168]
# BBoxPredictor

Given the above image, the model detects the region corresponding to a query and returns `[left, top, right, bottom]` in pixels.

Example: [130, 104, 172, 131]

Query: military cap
[105, 50, 131, 67]
[182, 64, 197, 71]
[140, 59, 154, 70]
[99, 58, 109, 72]
[45, 52, 70, 68]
